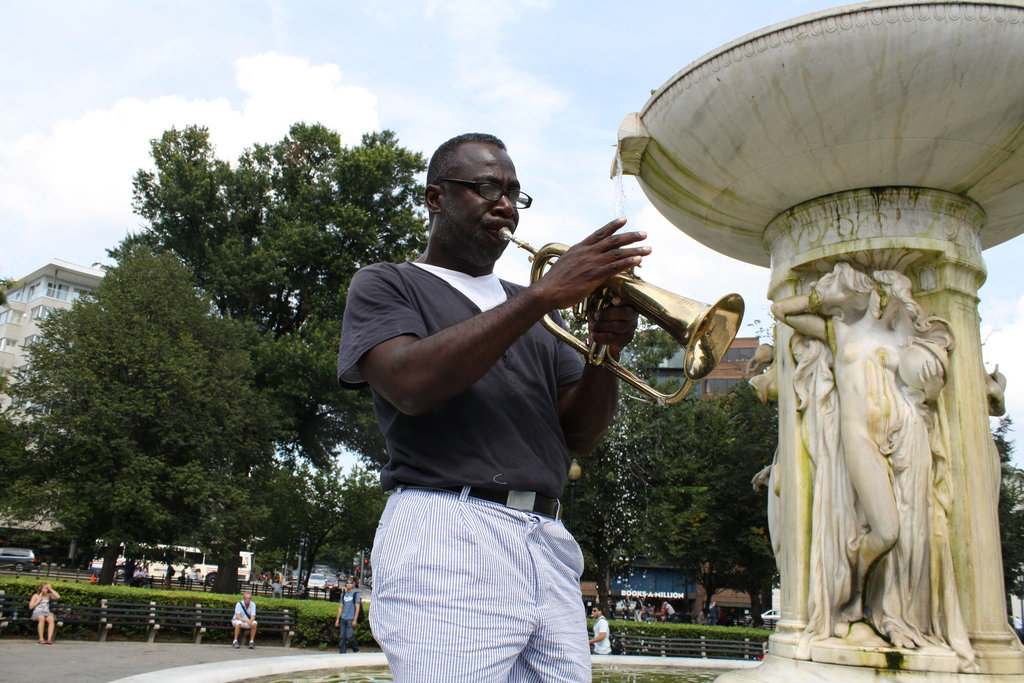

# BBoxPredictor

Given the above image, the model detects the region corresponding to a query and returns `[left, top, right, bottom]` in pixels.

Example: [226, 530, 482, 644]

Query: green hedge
[588, 618, 771, 643]
[2, 578, 769, 648]
[0, 577, 373, 648]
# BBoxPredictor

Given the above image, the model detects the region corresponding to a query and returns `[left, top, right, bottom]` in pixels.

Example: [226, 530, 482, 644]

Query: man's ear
[425, 184, 444, 214]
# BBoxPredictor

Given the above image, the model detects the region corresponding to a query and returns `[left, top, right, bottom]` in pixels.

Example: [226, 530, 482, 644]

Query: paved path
[0, 638, 372, 682]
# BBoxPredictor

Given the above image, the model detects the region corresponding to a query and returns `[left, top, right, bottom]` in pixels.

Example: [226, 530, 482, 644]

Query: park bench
[191, 604, 296, 647]
[144, 603, 205, 642]
[614, 633, 764, 660]
[96, 601, 294, 646]
[0, 593, 295, 647]
[0, 592, 65, 634]
[0, 598, 172, 642]
[90, 601, 207, 643]
[90, 601, 162, 642]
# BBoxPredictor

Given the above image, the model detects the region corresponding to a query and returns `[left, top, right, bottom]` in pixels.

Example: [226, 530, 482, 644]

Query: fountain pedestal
[617, 2, 1024, 679]
[756, 187, 1019, 679]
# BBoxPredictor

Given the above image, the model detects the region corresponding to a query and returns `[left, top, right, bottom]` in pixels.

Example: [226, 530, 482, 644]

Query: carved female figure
[772, 263, 973, 668]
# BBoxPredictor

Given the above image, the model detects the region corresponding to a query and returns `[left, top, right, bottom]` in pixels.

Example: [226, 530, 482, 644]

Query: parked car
[307, 572, 327, 589]
[324, 573, 339, 589]
[0, 547, 41, 571]
[761, 608, 781, 627]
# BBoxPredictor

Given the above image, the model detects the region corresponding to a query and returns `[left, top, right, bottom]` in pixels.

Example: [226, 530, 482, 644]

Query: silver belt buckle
[506, 490, 537, 512]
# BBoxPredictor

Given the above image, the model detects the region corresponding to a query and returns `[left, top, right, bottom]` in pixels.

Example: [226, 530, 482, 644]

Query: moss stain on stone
[883, 649, 905, 670]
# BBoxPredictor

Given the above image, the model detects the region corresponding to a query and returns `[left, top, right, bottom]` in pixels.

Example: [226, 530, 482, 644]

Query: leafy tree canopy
[259, 461, 385, 586]
[995, 417, 1024, 597]
[4, 244, 276, 584]
[131, 123, 428, 467]
[620, 381, 777, 619]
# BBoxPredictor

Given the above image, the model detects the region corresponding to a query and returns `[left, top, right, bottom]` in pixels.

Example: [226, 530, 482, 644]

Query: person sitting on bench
[232, 592, 258, 649]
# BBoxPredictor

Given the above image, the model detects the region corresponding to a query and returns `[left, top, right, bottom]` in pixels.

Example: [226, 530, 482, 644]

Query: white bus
[92, 545, 253, 585]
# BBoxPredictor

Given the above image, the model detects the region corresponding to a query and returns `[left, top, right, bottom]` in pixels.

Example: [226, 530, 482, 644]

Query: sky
[2, 0, 1022, 462]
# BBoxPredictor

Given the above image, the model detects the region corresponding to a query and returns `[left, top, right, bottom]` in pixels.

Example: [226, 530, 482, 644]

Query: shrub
[588, 618, 770, 643]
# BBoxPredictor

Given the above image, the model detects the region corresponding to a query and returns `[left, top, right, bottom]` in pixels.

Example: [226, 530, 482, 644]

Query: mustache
[482, 218, 516, 232]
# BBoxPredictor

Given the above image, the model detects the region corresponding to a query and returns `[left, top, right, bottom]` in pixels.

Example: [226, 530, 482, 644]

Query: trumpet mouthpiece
[499, 228, 538, 256]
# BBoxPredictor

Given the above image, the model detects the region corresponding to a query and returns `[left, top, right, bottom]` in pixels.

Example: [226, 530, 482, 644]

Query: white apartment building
[1, 259, 106, 407]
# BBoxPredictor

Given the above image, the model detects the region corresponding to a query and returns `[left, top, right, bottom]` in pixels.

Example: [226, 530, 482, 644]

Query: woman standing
[29, 583, 60, 644]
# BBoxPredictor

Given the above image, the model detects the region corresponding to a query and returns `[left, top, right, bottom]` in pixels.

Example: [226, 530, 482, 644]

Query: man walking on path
[334, 578, 362, 653]
[589, 604, 611, 655]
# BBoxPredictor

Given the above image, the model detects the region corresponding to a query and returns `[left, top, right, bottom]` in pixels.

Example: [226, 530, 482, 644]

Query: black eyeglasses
[436, 178, 533, 209]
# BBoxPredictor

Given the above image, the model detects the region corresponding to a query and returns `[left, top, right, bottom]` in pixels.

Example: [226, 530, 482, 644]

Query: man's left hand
[588, 298, 640, 359]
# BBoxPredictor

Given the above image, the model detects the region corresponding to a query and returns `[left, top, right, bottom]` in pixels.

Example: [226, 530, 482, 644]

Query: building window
[23, 335, 41, 346]
[26, 284, 37, 300]
[722, 347, 756, 363]
[46, 282, 70, 301]
[5, 290, 23, 303]
[71, 287, 91, 301]
[0, 309, 25, 325]
[704, 378, 741, 394]
[30, 305, 53, 320]
[0, 338, 16, 352]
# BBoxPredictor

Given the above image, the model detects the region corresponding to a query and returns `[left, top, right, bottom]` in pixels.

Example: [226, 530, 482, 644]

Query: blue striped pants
[369, 486, 591, 682]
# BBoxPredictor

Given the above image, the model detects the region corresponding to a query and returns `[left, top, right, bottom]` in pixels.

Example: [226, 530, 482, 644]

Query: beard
[432, 206, 512, 269]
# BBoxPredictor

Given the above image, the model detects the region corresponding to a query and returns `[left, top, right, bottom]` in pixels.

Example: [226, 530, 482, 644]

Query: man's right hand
[531, 217, 650, 310]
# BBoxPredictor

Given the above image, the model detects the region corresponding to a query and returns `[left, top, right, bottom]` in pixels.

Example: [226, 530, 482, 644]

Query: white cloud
[427, 0, 567, 132]
[468, 70, 569, 124]
[0, 52, 379, 278]
[231, 53, 378, 151]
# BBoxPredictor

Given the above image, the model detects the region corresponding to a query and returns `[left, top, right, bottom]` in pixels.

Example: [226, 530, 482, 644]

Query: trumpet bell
[610, 278, 744, 380]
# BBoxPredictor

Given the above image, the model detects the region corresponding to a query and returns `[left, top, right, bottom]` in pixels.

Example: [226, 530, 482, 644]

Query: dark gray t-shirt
[337, 262, 584, 499]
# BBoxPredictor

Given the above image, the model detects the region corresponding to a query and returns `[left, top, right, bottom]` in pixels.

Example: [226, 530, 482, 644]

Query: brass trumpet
[500, 228, 743, 406]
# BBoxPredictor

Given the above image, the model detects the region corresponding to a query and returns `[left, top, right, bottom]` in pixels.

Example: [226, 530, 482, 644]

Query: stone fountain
[616, 1, 1024, 680]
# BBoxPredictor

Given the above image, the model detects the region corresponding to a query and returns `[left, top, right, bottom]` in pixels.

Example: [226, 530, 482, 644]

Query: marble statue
[988, 366, 1007, 419]
[748, 344, 780, 561]
[770, 262, 974, 670]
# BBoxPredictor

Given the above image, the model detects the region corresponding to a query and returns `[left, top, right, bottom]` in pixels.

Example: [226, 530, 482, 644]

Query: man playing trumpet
[337, 133, 648, 681]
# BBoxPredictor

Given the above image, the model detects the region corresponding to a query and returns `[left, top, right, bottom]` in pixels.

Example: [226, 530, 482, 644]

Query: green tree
[0, 375, 27, 497]
[995, 417, 1024, 597]
[261, 462, 385, 585]
[131, 123, 427, 469]
[3, 244, 275, 585]
[718, 384, 779, 621]
[571, 327, 688, 610]
[572, 434, 648, 612]
[642, 383, 777, 619]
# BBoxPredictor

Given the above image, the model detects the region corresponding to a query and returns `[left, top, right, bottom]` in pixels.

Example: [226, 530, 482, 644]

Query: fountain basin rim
[619, 0, 1024, 266]
[109, 652, 760, 683]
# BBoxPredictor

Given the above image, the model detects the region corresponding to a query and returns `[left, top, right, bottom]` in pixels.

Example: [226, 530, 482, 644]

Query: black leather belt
[404, 485, 561, 520]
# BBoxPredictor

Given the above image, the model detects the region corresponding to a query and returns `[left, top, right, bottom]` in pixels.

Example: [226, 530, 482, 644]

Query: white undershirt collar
[411, 262, 508, 311]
